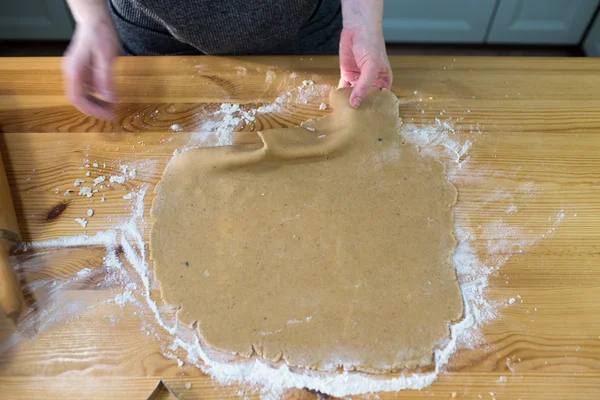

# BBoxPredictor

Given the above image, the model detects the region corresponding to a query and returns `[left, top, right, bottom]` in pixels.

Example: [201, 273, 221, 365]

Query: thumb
[350, 62, 379, 108]
[94, 54, 116, 102]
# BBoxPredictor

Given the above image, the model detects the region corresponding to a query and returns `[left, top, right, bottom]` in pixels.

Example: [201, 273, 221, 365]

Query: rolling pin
[0, 151, 23, 322]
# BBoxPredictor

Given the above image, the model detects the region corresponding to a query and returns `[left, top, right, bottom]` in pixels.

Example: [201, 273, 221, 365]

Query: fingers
[63, 54, 100, 118]
[83, 95, 115, 120]
[94, 54, 116, 103]
[349, 62, 379, 108]
[68, 63, 115, 120]
[62, 36, 116, 120]
[385, 66, 393, 89]
[338, 78, 351, 89]
[374, 66, 393, 90]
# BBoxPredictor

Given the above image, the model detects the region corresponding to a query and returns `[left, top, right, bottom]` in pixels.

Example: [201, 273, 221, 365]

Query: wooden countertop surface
[0, 56, 599, 399]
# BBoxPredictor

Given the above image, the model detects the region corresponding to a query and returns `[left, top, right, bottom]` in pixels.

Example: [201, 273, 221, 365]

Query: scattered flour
[401, 118, 471, 169]
[123, 192, 136, 200]
[190, 81, 331, 148]
[93, 176, 106, 186]
[76, 268, 92, 279]
[109, 176, 126, 185]
[255, 102, 282, 114]
[23, 231, 116, 250]
[287, 316, 312, 325]
[505, 205, 518, 214]
[87, 209, 94, 217]
[400, 118, 566, 351]
[78, 186, 92, 197]
[9, 97, 569, 398]
[234, 66, 247, 76]
[265, 70, 276, 85]
[112, 290, 136, 307]
[74, 218, 88, 228]
[193, 103, 260, 147]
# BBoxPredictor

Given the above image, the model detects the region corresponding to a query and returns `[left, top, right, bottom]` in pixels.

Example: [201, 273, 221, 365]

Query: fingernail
[351, 97, 362, 108]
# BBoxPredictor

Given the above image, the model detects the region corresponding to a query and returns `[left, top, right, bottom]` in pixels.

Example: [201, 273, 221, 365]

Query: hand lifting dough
[150, 88, 463, 373]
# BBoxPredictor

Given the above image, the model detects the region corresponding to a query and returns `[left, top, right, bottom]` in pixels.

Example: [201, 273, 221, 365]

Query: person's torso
[111, 0, 342, 55]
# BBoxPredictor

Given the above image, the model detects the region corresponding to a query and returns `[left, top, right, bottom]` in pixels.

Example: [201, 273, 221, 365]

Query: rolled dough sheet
[150, 88, 463, 373]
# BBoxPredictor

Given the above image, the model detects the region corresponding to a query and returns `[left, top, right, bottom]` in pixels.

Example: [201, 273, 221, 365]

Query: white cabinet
[0, 0, 597, 46]
[487, 0, 599, 44]
[583, 12, 600, 55]
[0, 0, 74, 40]
[382, 0, 497, 43]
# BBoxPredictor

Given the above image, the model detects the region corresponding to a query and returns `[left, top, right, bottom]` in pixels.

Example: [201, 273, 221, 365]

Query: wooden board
[0, 56, 600, 399]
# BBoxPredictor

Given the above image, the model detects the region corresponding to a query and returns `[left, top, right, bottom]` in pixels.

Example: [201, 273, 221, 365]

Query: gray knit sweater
[109, 0, 342, 56]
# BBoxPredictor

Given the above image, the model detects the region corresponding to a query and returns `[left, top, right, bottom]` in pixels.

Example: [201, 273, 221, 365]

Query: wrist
[344, 20, 383, 34]
[341, 0, 384, 29]
[67, 0, 111, 26]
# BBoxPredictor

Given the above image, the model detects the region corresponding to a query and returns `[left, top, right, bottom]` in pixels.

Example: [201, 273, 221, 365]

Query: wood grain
[1, 56, 600, 399]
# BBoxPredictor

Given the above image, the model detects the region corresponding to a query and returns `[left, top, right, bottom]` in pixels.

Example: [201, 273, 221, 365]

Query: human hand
[339, 0, 392, 109]
[339, 25, 392, 109]
[62, 18, 120, 119]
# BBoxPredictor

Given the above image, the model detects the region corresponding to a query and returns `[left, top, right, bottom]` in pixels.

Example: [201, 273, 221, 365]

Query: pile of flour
[188, 78, 330, 149]
[7, 78, 567, 397]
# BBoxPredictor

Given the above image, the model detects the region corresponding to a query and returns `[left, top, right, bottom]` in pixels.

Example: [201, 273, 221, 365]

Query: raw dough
[150, 88, 463, 373]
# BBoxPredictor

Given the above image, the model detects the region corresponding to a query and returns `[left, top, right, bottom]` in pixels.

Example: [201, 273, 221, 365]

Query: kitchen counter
[0, 56, 599, 399]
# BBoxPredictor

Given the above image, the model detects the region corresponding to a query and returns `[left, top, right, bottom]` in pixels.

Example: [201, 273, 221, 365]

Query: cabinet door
[487, 0, 599, 44]
[583, 12, 600, 55]
[382, 0, 497, 43]
[0, 0, 74, 40]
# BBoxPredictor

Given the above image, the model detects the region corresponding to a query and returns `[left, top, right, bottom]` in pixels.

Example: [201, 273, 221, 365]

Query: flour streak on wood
[0, 56, 600, 399]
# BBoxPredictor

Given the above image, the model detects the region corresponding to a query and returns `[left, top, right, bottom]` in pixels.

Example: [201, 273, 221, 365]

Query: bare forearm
[66, 0, 110, 24]
[341, 0, 384, 29]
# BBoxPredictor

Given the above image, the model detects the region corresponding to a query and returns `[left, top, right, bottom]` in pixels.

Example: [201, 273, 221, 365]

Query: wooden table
[0, 56, 599, 399]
